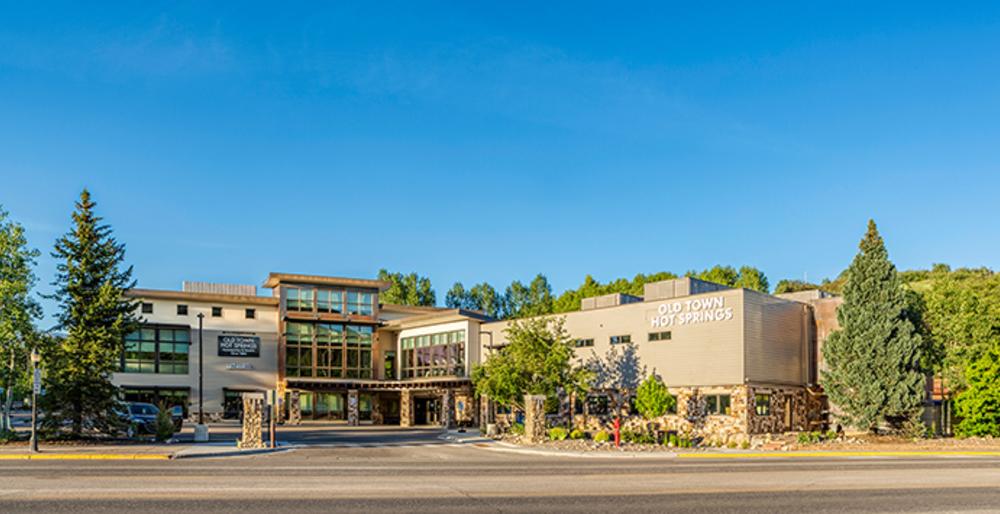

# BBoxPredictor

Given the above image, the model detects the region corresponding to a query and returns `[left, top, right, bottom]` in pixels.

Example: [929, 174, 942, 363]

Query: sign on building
[218, 335, 261, 357]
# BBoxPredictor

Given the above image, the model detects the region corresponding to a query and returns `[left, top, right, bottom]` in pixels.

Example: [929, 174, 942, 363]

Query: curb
[172, 446, 291, 459]
[0, 453, 171, 460]
[676, 450, 1000, 459]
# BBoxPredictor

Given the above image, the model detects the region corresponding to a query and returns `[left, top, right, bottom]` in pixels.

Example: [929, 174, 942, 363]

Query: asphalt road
[2, 427, 999, 513]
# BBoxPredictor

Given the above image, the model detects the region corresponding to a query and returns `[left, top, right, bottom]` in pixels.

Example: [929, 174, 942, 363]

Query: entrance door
[413, 398, 441, 425]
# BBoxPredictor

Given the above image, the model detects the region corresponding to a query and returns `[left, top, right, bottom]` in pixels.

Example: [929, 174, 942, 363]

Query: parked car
[117, 402, 160, 438]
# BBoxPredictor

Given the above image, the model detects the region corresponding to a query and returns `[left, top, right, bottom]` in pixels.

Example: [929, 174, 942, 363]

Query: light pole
[194, 312, 209, 442]
[29, 347, 40, 453]
[197, 313, 204, 424]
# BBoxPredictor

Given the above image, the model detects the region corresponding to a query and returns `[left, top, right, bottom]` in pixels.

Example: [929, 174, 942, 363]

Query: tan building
[117, 273, 837, 440]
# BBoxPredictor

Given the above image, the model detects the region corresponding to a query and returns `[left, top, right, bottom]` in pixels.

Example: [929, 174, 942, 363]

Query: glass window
[755, 394, 771, 416]
[317, 289, 344, 313]
[177, 304, 188, 316]
[648, 331, 671, 342]
[245, 308, 255, 319]
[610, 334, 631, 345]
[141, 302, 153, 314]
[346, 290, 375, 316]
[400, 330, 465, 379]
[211, 306, 222, 317]
[574, 338, 594, 348]
[121, 326, 190, 374]
[286, 287, 314, 312]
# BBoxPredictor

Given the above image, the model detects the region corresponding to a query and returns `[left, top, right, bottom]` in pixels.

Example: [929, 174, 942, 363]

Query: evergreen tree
[821, 220, 926, 433]
[43, 190, 139, 436]
[0, 206, 42, 432]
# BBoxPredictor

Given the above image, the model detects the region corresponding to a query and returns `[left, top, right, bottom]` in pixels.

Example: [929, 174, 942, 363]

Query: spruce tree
[43, 190, 138, 436]
[821, 220, 926, 433]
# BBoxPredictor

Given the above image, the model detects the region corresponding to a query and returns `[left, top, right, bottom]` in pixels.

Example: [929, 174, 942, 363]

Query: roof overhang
[263, 272, 392, 291]
[126, 288, 278, 306]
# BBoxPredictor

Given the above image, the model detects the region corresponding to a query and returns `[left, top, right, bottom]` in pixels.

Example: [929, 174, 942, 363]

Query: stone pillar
[287, 390, 301, 425]
[400, 389, 414, 427]
[441, 389, 455, 429]
[237, 393, 265, 449]
[347, 389, 360, 426]
[524, 394, 547, 443]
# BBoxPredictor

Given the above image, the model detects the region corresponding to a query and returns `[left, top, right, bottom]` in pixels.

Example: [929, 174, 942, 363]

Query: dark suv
[119, 402, 159, 438]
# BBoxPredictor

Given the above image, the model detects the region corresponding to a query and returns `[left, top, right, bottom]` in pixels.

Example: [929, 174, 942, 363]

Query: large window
[287, 287, 375, 317]
[285, 322, 314, 377]
[400, 330, 465, 378]
[122, 327, 190, 374]
[284, 322, 372, 379]
[317, 289, 343, 314]
[286, 287, 314, 312]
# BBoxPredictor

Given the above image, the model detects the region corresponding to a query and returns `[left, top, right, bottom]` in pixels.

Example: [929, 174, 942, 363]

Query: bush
[740, 441, 750, 449]
[594, 430, 611, 443]
[635, 373, 676, 420]
[569, 429, 585, 440]
[509, 422, 525, 436]
[0, 428, 23, 444]
[666, 433, 679, 447]
[548, 427, 569, 441]
[154, 404, 176, 442]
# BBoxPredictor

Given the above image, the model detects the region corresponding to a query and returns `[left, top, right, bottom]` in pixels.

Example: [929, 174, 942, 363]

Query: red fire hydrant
[613, 417, 621, 448]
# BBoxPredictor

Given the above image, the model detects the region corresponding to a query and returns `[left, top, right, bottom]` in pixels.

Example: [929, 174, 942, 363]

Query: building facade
[115, 273, 838, 441]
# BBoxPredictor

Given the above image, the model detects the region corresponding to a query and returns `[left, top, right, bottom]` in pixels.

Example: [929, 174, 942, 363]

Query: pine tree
[43, 190, 139, 436]
[821, 220, 926, 433]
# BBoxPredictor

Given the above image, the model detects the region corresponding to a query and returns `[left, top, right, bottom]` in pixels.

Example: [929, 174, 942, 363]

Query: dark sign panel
[218, 335, 260, 357]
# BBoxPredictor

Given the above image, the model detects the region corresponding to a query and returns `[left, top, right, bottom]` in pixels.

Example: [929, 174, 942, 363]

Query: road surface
[1, 426, 998, 513]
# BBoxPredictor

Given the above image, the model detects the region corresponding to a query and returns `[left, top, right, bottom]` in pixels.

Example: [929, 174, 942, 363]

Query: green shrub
[740, 441, 750, 449]
[635, 373, 676, 419]
[667, 433, 679, 447]
[0, 429, 23, 444]
[510, 422, 525, 436]
[154, 404, 176, 442]
[825, 430, 839, 441]
[548, 427, 569, 441]
[594, 430, 611, 443]
[955, 349, 1000, 437]
[569, 429, 585, 440]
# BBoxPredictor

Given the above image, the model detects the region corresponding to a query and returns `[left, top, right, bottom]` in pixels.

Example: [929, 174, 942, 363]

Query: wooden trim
[126, 288, 278, 306]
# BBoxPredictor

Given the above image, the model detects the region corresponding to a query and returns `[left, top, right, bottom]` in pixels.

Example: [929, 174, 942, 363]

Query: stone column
[347, 389, 360, 426]
[400, 389, 414, 427]
[441, 389, 455, 429]
[237, 393, 265, 449]
[524, 394, 547, 443]
[287, 390, 301, 425]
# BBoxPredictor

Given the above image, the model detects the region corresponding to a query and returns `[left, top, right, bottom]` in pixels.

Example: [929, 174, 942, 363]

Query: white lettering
[649, 296, 733, 327]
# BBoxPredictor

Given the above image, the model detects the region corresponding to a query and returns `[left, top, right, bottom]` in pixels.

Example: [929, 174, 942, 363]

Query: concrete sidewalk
[0, 441, 289, 460]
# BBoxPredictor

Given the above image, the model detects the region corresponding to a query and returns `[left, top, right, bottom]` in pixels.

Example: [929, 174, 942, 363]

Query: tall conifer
[821, 220, 926, 432]
[43, 190, 138, 436]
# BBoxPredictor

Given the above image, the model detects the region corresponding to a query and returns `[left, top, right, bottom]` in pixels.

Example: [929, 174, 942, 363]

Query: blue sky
[2, 2, 999, 320]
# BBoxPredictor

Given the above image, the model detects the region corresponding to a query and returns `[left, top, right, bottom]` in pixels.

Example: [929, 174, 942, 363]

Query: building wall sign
[650, 296, 734, 328]
[226, 362, 255, 370]
[218, 335, 261, 357]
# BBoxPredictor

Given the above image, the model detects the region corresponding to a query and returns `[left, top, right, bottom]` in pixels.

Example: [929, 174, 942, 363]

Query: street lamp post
[29, 347, 40, 453]
[197, 313, 204, 424]
[194, 313, 209, 442]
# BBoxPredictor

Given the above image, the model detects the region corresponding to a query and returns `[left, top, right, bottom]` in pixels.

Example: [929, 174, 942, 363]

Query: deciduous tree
[0, 206, 42, 432]
[377, 269, 436, 306]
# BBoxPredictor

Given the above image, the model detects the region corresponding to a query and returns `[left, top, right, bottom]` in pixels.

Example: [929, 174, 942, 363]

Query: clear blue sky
[2, 2, 999, 320]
